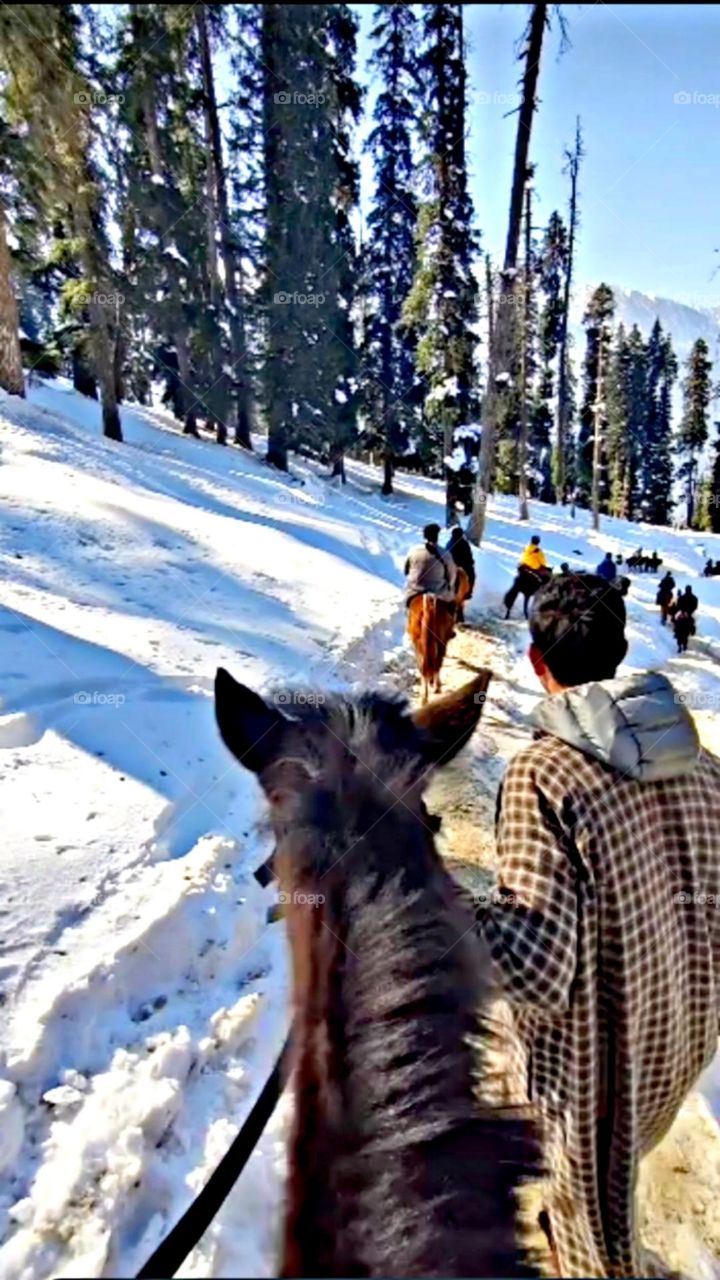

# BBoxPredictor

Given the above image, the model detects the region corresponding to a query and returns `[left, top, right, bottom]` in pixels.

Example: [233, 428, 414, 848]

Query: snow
[163, 245, 190, 267]
[150, 174, 164, 187]
[0, 376, 719, 1276]
[426, 375, 459, 405]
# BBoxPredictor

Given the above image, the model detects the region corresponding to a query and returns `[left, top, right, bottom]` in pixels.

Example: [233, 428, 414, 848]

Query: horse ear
[412, 671, 492, 767]
[215, 668, 287, 775]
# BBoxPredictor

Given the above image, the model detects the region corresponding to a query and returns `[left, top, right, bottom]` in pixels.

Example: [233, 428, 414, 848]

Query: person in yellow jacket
[519, 535, 548, 573]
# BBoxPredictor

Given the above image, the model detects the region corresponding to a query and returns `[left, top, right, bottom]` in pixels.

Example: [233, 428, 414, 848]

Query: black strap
[137, 1032, 292, 1278]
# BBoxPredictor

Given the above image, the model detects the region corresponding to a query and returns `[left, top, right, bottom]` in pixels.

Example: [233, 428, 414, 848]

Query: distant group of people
[703, 558, 720, 577]
[656, 572, 699, 652]
[404, 522, 702, 662]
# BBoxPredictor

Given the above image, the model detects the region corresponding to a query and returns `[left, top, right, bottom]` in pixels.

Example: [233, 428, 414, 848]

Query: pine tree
[196, 4, 253, 448]
[403, 2, 478, 525]
[576, 283, 614, 512]
[228, 4, 264, 444]
[677, 337, 712, 527]
[362, 3, 420, 495]
[638, 319, 676, 524]
[606, 323, 647, 520]
[534, 209, 568, 504]
[260, 4, 360, 475]
[116, 4, 209, 436]
[556, 119, 583, 503]
[0, 4, 122, 437]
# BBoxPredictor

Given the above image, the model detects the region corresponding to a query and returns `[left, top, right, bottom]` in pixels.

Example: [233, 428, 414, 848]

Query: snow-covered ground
[1, 378, 720, 1279]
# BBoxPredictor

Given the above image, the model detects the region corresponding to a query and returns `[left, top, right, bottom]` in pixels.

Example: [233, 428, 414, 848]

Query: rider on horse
[404, 523, 457, 607]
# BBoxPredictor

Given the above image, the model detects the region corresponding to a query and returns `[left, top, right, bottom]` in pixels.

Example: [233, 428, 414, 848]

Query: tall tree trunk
[85, 292, 122, 441]
[196, 4, 220, 306]
[196, 3, 252, 449]
[591, 327, 606, 532]
[0, 206, 25, 397]
[75, 200, 122, 441]
[518, 184, 532, 521]
[72, 338, 98, 399]
[485, 253, 494, 354]
[382, 451, 393, 497]
[687, 452, 696, 527]
[556, 118, 582, 505]
[175, 329, 198, 435]
[469, 2, 547, 545]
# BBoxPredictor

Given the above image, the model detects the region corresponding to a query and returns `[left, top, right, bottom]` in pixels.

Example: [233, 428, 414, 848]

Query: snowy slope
[1, 378, 720, 1278]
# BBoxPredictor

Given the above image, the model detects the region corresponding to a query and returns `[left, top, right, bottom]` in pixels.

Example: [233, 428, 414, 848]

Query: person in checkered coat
[478, 572, 720, 1277]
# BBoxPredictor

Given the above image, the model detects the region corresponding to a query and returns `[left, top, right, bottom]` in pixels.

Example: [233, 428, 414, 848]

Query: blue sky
[354, 4, 720, 310]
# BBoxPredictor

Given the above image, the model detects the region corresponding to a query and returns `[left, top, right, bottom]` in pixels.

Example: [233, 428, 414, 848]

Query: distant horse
[503, 567, 551, 620]
[407, 568, 469, 703]
[214, 668, 542, 1279]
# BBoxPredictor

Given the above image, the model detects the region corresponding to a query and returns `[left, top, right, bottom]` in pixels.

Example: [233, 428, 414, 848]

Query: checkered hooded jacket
[479, 671, 720, 1277]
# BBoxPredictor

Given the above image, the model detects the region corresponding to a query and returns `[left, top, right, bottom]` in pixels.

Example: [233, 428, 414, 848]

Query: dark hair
[424, 523, 441, 543]
[530, 535, 540, 545]
[449, 527, 463, 542]
[529, 573, 627, 686]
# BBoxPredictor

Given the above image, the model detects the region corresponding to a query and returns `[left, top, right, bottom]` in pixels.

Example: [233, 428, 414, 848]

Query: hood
[531, 671, 700, 782]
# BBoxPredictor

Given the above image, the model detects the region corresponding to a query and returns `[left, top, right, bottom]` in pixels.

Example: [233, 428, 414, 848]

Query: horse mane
[274, 694, 542, 1278]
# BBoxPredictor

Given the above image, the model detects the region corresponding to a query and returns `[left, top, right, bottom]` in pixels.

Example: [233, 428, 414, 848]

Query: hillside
[0, 381, 719, 1278]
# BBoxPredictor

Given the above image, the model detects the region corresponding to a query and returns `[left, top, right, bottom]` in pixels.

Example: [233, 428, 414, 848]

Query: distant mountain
[570, 284, 720, 366]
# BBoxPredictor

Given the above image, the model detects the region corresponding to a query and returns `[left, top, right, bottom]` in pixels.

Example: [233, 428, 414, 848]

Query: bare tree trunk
[0, 206, 25, 397]
[485, 253, 494, 353]
[196, 4, 220, 306]
[382, 452, 393, 496]
[74, 195, 122, 441]
[469, 2, 547, 545]
[556, 118, 582, 504]
[196, 3, 252, 449]
[518, 184, 532, 521]
[591, 327, 605, 532]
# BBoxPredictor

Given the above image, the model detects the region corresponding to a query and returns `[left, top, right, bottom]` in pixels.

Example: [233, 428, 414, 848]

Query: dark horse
[503, 567, 551, 619]
[215, 668, 542, 1278]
